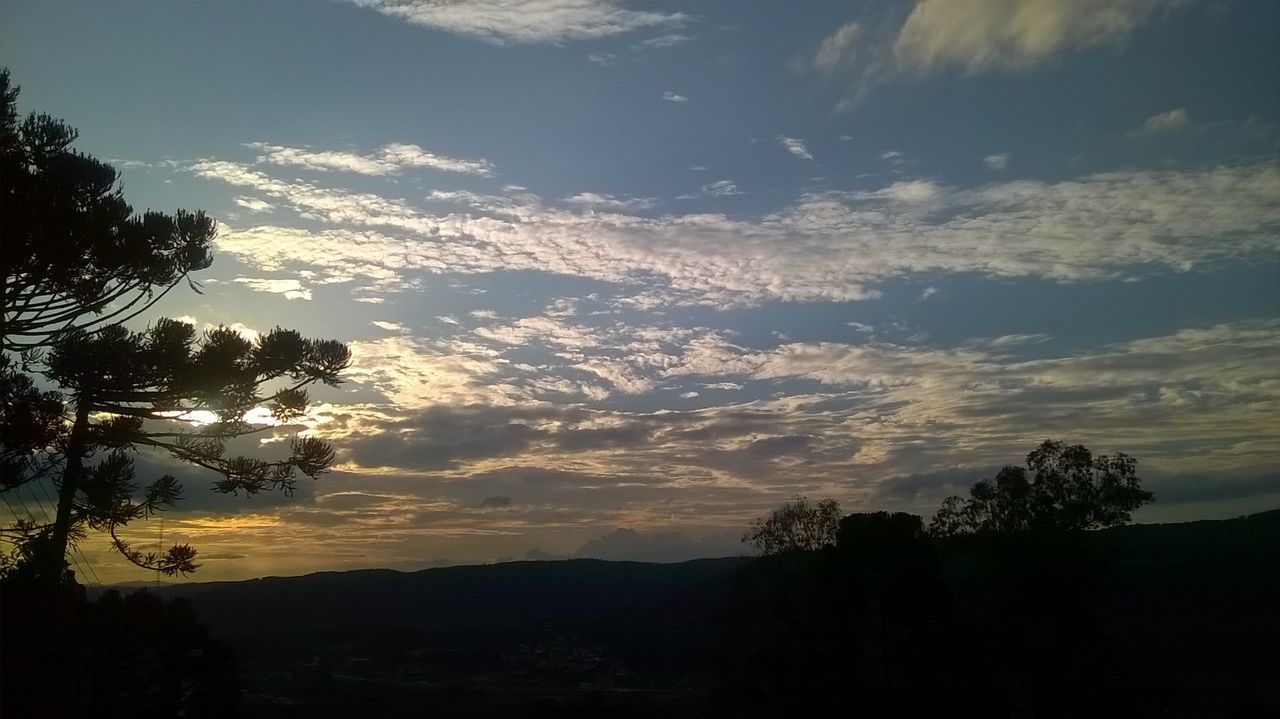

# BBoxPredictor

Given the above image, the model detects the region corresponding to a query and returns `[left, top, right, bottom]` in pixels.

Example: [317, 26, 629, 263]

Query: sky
[3, 0, 1279, 583]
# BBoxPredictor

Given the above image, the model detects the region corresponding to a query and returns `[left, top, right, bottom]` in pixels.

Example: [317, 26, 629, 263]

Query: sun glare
[160, 408, 281, 427]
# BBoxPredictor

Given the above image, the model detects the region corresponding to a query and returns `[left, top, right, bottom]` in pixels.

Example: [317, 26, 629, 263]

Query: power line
[2, 481, 41, 527]
[8, 481, 99, 587]
[40, 483, 104, 588]
[6, 483, 88, 582]
[23, 482, 92, 586]
[27, 478, 102, 586]
[72, 545, 103, 587]
[0, 489, 25, 529]
[156, 515, 164, 588]
[2, 479, 106, 587]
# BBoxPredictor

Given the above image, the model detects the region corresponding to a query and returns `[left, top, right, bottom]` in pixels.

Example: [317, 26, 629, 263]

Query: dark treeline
[715, 511, 1280, 717]
[715, 442, 1274, 717]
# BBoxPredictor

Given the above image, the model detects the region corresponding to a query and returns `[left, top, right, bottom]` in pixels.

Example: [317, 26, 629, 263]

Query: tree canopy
[0, 71, 214, 354]
[743, 496, 842, 555]
[929, 439, 1154, 537]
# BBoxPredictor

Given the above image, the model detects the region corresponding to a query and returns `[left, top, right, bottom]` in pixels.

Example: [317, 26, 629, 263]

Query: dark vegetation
[2, 67, 1277, 716]
[2, 580, 240, 717]
[50, 509, 1270, 718]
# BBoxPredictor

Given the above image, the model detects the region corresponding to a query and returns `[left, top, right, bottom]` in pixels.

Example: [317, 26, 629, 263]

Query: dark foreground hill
[154, 556, 750, 716]
[143, 511, 1278, 717]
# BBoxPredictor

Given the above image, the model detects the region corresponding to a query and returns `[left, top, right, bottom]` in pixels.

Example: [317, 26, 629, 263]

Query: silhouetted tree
[0, 69, 213, 353]
[929, 439, 1153, 537]
[0, 70, 351, 583]
[0, 353, 64, 488]
[742, 496, 841, 555]
[923, 441, 1158, 713]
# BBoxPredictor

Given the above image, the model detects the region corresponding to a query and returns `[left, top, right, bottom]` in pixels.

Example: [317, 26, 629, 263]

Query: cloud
[634, 33, 694, 50]
[982, 152, 1011, 170]
[813, 21, 862, 72]
[702, 180, 741, 196]
[318, 315, 1280, 496]
[661, 91, 689, 103]
[371, 320, 407, 332]
[749, 320, 1280, 474]
[894, 0, 1180, 75]
[677, 179, 742, 199]
[816, 0, 1189, 108]
[1144, 471, 1280, 506]
[234, 196, 275, 213]
[250, 142, 494, 177]
[232, 277, 312, 300]
[344, 335, 519, 408]
[972, 333, 1053, 350]
[587, 52, 617, 66]
[343, 406, 551, 470]
[345, 0, 687, 45]
[564, 192, 658, 212]
[196, 154, 1280, 309]
[480, 495, 513, 508]
[778, 136, 814, 161]
[1131, 107, 1192, 137]
[864, 178, 941, 203]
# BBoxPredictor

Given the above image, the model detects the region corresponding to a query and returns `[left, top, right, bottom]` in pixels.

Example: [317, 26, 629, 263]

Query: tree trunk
[42, 401, 90, 584]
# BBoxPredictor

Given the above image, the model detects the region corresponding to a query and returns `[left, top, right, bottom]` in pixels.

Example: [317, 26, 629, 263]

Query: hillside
[138, 511, 1279, 717]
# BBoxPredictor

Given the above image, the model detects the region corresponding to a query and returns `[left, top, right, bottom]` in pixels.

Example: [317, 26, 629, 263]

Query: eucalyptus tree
[743, 497, 843, 555]
[928, 440, 1154, 537]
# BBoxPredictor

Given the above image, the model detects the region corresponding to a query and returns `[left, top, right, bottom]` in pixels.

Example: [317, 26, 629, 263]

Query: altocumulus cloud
[249, 141, 494, 177]
[196, 152, 1280, 308]
[343, 0, 687, 45]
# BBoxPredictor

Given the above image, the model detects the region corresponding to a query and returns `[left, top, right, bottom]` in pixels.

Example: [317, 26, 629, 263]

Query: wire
[28, 477, 102, 585]
[30, 478, 104, 586]
[23, 483, 91, 585]
[7, 482, 87, 583]
[156, 515, 164, 587]
[10, 481, 100, 587]
[0, 489, 24, 528]
[73, 545, 103, 587]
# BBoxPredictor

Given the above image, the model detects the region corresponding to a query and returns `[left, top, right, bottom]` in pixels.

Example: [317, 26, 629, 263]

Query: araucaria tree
[0, 72, 212, 353]
[1, 69, 351, 583]
[928, 439, 1154, 537]
[743, 497, 843, 555]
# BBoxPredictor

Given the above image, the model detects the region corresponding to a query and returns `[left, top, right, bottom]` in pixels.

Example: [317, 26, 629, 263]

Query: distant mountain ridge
[128, 510, 1279, 656]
